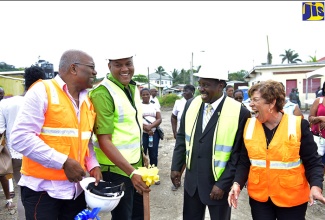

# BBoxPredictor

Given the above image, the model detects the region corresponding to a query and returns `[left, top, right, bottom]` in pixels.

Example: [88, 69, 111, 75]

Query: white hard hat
[193, 64, 228, 81]
[80, 177, 124, 212]
[107, 49, 134, 61]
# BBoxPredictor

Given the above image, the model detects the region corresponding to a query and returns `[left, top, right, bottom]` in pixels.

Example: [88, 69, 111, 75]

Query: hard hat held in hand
[80, 177, 125, 212]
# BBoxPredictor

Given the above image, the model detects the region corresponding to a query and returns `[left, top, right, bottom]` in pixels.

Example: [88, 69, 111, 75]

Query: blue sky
[1, 1, 324, 78]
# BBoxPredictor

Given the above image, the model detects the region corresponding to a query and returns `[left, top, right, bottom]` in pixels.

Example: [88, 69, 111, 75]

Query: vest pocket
[278, 173, 303, 188]
[283, 140, 300, 161]
[248, 171, 260, 185]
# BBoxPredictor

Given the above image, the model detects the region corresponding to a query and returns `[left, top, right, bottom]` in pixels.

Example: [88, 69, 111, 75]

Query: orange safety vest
[244, 114, 310, 207]
[21, 79, 96, 180]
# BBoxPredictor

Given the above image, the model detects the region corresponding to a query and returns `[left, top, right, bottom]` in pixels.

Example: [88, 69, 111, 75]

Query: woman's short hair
[140, 87, 150, 94]
[233, 89, 244, 97]
[183, 84, 195, 93]
[248, 80, 285, 111]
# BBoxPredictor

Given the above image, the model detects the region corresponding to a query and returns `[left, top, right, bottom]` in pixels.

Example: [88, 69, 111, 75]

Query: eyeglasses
[74, 63, 95, 70]
[197, 83, 211, 90]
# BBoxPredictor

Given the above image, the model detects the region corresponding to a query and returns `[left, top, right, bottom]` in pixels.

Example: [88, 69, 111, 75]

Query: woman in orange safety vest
[228, 80, 325, 220]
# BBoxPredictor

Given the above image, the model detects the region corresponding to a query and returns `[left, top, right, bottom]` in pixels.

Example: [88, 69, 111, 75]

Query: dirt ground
[1, 108, 325, 220]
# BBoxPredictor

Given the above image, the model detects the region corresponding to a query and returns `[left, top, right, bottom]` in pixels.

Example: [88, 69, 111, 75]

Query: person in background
[89, 52, 150, 220]
[10, 49, 102, 219]
[0, 87, 4, 100]
[170, 84, 195, 191]
[233, 89, 246, 108]
[0, 87, 15, 211]
[316, 86, 322, 98]
[225, 85, 234, 98]
[171, 85, 196, 139]
[150, 88, 161, 110]
[0, 66, 46, 218]
[141, 88, 162, 179]
[308, 81, 325, 173]
[280, 83, 303, 117]
[289, 88, 300, 108]
[228, 80, 325, 220]
[171, 64, 251, 220]
[296, 88, 301, 109]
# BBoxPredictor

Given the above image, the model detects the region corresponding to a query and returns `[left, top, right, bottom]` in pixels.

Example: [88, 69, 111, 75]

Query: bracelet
[129, 169, 136, 179]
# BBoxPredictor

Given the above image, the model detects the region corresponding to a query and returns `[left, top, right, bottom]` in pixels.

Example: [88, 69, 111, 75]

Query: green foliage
[306, 55, 317, 63]
[172, 68, 190, 85]
[132, 74, 148, 83]
[158, 93, 180, 107]
[228, 70, 247, 81]
[155, 66, 167, 76]
[0, 62, 19, 71]
[280, 49, 302, 64]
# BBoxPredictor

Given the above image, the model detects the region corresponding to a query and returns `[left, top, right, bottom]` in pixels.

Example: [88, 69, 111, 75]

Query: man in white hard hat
[89, 52, 150, 219]
[170, 64, 251, 220]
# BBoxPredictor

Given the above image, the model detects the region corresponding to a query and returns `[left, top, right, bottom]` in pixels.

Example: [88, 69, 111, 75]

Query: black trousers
[21, 186, 86, 220]
[183, 188, 231, 220]
[249, 197, 307, 220]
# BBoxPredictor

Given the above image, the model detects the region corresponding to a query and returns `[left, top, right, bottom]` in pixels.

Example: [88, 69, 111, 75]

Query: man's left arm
[215, 107, 251, 191]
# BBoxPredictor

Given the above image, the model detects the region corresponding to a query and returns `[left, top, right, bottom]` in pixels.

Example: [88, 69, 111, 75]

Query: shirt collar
[205, 93, 224, 111]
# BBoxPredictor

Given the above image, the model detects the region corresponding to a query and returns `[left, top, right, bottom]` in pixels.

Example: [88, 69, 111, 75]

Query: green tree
[307, 50, 317, 63]
[228, 70, 247, 81]
[171, 68, 190, 85]
[132, 74, 148, 83]
[0, 62, 20, 71]
[279, 49, 302, 64]
[171, 69, 179, 79]
[170, 69, 179, 86]
[155, 66, 167, 85]
[155, 66, 167, 76]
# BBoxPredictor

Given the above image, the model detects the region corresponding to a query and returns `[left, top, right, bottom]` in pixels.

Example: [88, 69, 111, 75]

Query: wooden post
[143, 191, 150, 220]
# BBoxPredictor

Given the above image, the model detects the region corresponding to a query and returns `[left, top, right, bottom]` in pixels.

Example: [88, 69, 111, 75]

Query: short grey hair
[58, 49, 86, 73]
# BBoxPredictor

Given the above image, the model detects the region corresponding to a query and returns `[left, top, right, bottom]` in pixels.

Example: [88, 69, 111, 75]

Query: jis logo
[302, 2, 324, 21]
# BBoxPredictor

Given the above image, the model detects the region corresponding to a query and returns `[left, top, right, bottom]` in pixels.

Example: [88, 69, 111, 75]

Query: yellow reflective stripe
[250, 159, 267, 168]
[288, 114, 296, 137]
[116, 142, 139, 150]
[101, 79, 124, 122]
[214, 144, 232, 152]
[43, 80, 59, 104]
[84, 96, 90, 109]
[245, 118, 256, 139]
[270, 159, 302, 169]
[81, 131, 92, 140]
[41, 127, 91, 139]
[41, 127, 78, 137]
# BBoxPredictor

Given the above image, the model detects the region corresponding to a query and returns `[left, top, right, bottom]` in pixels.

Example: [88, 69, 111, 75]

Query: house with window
[244, 60, 325, 109]
[148, 73, 173, 88]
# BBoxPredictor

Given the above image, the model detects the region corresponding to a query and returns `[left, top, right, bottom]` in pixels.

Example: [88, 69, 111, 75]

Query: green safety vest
[92, 78, 143, 165]
[185, 96, 241, 180]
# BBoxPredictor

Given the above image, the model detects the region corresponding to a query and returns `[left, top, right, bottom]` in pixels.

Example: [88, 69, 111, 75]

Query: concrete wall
[0, 75, 24, 96]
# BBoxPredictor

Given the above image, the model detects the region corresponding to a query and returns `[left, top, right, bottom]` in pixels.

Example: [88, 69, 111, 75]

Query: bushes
[158, 93, 180, 108]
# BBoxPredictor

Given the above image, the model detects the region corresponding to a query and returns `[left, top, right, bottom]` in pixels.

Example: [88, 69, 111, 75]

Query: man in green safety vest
[170, 63, 251, 220]
[90, 51, 150, 220]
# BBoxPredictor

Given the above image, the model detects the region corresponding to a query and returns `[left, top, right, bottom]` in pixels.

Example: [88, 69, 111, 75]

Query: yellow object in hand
[134, 165, 160, 186]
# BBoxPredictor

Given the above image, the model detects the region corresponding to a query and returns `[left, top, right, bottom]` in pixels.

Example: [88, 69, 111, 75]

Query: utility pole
[147, 67, 150, 89]
[267, 35, 272, 64]
[190, 52, 194, 85]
